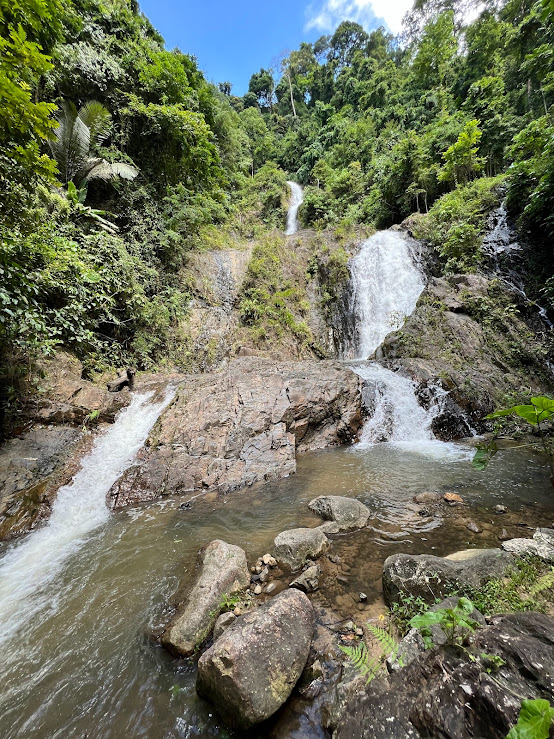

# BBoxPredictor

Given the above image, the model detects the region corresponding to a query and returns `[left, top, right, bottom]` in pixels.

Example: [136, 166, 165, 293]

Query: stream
[0, 201, 553, 737]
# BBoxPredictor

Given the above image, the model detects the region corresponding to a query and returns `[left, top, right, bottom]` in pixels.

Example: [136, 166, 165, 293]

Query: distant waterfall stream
[343, 230, 446, 450]
[285, 181, 303, 235]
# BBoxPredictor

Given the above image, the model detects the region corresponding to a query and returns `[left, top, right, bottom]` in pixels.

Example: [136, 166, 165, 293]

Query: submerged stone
[308, 495, 370, 532]
[161, 539, 249, 657]
[273, 527, 329, 571]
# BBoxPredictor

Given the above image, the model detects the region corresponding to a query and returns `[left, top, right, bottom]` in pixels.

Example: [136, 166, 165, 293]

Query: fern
[530, 567, 554, 597]
[340, 625, 400, 683]
[367, 625, 399, 658]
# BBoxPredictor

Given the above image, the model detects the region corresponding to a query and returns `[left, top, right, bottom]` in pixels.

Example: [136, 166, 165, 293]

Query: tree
[439, 119, 485, 185]
[49, 100, 138, 189]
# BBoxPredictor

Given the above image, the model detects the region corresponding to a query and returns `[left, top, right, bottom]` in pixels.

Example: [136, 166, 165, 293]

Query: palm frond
[84, 161, 139, 183]
[50, 101, 90, 185]
[78, 101, 112, 148]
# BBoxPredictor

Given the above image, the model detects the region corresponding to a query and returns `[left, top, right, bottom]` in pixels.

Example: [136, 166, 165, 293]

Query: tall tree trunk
[287, 71, 297, 118]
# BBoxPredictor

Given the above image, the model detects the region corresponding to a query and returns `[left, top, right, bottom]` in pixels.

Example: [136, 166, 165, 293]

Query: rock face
[0, 426, 82, 540]
[329, 612, 554, 739]
[109, 358, 362, 508]
[161, 540, 250, 657]
[196, 589, 315, 729]
[382, 548, 513, 606]
[25, 351, 129, 425]
[379, 274, 554, 432]
[502, 528, 554, 563]
[273, 527, 330, 571]
[308, 495, 370, 532]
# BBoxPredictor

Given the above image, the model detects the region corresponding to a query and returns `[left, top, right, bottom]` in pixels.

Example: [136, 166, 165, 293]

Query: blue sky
[138, 0, 412, 95]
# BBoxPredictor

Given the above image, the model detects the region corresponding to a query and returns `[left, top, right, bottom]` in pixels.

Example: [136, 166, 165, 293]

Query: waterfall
[344, 230, 444, 448]
[344, 230, 424, 360]
[285, 181, 303, 236]
[0, 388, 175, 645]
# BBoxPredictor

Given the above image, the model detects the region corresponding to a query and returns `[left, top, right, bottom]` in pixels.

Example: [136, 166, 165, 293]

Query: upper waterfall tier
[343, 230, 424, 360]
[285, 181, 304, 236]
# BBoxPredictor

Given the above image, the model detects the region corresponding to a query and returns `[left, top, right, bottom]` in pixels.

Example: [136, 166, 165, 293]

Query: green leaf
[486, 408, 516, 419]
[472, 442, 498, 471]
[506, 699, 554, 739]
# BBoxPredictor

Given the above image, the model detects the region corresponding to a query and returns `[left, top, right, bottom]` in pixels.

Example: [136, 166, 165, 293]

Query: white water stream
[285, 180, 304, 235]
[0, 389, 175, 645]
[344, 230, 464, 454]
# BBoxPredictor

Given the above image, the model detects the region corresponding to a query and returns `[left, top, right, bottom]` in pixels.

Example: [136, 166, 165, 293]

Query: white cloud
[305, 0, 413, 36]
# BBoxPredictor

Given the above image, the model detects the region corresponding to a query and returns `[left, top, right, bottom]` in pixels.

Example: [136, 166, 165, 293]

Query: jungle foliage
[1, 0, 554, 422]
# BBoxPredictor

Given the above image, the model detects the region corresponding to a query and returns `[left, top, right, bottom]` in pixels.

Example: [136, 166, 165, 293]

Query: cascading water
[343, 230, 450, 450]
[343, 230, 425, 359]
[285, 180, 303, 236]
[0, 388, 175, 646]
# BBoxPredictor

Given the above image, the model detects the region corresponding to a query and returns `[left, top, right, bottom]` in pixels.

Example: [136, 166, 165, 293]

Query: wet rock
[329, 612, 554, 739]
[495, 504, 507, 514]
[0, 426, 82, 540]
[359, 592, 367, 602]
[499, 528, 510, 541]
[290, 564, 321, 593]
[253, 584, 262, 595]
[161, 540, 250, 657]
[262, 553, 277, 567]
[273, 527, 329, 571]
[413, 492, 441, 504]
[378, 275, 554, 432]
[382, 548, 514, 607]
[466, 521, 482, 534]
[108, 358, 362, 508]
[308, 495, 370, 532]
[213, 612, 236, 641]
[443, 492, 464, 505]
[196, 589, 315, 729]
[502, 528, 554, 563]
[264, 581, 278, 595]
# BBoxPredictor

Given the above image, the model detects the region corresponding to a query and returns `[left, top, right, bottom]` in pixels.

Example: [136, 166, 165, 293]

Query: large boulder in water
[273, 527, 329, 571]
[308, 495, 370, 532]
[328, 612, 554, 739]
[196, 589, 315, 729]
[161, 539, 249, 657]
[108, 357, 362, 508]
[382, 548, 513, 607]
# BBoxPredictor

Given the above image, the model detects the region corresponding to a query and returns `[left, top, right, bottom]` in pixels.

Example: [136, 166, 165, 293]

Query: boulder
[196, 589, 315, 729]
[382, 548, 513, 607]
[108, 358, 362, 508]
[502, 528, 554, 563]
[289, 564, 321, 593]
[308, 495, 370, 532]
[213, 612, 236, 641]
[273, 527, 329, 571]
[328, 612, 554, 739]
[161, 540, 249, 657]
[413, 492, 442, 504]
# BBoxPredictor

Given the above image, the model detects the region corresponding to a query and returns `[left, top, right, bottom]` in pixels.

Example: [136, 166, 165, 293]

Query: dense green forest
[1, 0, 553, 407]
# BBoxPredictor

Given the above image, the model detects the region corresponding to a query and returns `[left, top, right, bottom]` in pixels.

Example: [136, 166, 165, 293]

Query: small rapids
[285, 180, 304, 236]
[0, 388, 175, 647]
